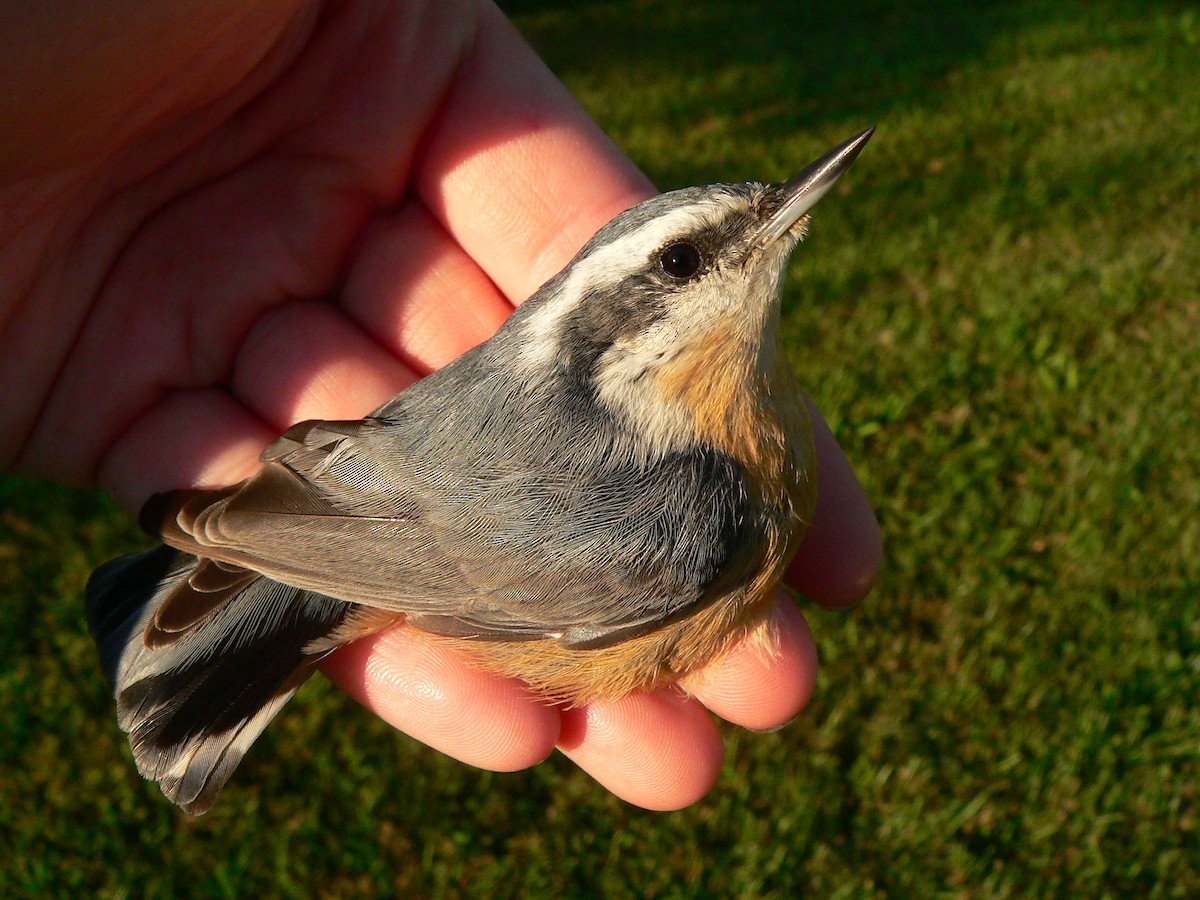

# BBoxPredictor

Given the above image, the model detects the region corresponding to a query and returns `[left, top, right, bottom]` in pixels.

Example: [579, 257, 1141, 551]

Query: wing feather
[147, 362, 768, 645]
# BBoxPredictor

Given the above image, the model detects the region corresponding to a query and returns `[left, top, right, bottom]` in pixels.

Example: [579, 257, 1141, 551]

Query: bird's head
[512, 127, 874, 462]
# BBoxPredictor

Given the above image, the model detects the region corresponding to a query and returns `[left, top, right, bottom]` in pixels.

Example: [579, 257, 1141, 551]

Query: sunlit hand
[0, 0, 880, 809]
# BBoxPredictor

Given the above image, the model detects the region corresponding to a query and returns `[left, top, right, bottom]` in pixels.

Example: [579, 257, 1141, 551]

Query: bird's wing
[150, 406, 766, 648]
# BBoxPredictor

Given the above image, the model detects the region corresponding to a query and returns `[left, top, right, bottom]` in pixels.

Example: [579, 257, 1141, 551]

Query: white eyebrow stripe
[518, 203, 720, 367]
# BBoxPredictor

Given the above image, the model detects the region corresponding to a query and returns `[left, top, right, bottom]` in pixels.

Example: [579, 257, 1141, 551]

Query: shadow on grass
[500, 0, 1192, 185]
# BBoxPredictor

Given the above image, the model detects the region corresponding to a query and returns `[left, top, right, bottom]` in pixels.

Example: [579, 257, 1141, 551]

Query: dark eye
[659, 242, 703, 279]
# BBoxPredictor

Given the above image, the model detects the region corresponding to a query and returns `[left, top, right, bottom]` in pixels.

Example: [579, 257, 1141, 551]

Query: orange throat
[654, 323, 815, 522]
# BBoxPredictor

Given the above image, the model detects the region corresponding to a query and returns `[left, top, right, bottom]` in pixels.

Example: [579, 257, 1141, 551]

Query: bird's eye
[659, 242, 703, 279]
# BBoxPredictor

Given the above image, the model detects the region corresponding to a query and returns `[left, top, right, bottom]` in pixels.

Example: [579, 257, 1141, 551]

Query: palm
[0, 0, 879, 809]
[8, 2, 632, 495]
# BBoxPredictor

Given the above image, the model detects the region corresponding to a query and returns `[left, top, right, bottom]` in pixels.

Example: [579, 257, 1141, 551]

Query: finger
[412, 1, 653, 303]
[340, 200, 513, 375]
[557, 690, 723, 811]
[101, 297, 419, 506]
[98, 388, 276, 509]
[322, 626, 560, 773]
[786, 398, 882, 608]
[679, 594, 818, 731]
[230, 298, 416, 429]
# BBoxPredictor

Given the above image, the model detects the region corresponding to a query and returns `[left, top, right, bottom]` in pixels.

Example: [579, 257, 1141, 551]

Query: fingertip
[321, 627, 560, 772]
[787, 398, 883, 608]
[681, 596, 818, 731]
[558, 690, 723, 811]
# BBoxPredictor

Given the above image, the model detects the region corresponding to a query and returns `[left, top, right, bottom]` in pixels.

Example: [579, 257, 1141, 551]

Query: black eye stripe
[659, 242, 703, 279]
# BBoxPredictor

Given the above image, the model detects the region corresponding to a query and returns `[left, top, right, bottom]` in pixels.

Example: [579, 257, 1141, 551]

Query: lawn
[2, 0, 1198, 895]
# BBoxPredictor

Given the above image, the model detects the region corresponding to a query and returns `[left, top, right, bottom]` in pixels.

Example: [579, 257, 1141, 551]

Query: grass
[3, 0, 1198, 895]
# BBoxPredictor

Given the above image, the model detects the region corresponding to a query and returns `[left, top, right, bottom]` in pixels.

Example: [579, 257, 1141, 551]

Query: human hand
[0, 0, 880, 809]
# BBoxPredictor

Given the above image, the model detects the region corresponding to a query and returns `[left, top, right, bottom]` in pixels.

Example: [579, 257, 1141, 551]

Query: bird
[85, 126, 874, 815]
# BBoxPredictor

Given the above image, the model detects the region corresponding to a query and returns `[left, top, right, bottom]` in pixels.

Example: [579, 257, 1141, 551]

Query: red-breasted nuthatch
[86, 127, 874, 814]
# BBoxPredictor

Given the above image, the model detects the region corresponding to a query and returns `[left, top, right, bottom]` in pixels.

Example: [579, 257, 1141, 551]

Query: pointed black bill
[757, 126, 875, 247]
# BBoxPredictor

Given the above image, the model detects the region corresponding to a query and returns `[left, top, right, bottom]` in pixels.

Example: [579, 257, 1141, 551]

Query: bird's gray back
[209, 338, 767, 645]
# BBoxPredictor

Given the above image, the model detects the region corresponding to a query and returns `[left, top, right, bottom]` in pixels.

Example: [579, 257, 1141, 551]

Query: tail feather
[86, 546, 351, 814]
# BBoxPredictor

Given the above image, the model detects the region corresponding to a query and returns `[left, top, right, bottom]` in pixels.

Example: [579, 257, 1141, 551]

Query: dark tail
[86, 545, 352, 814]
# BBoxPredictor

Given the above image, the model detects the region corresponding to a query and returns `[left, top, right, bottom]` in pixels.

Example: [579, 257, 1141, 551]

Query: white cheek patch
[590, 277, 734, 459]
[593, 343, 696, 460]
[519, 203, 727, 368]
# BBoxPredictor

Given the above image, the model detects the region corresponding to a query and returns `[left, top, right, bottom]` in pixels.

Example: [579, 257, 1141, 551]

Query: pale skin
[0, 1, 882, 809]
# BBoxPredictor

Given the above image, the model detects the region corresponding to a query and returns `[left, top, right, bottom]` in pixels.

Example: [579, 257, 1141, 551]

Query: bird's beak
[755, 126, 875, 248]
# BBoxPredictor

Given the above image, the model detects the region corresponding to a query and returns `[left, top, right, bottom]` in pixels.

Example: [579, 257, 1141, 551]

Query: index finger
[411, 1, 653, 303]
